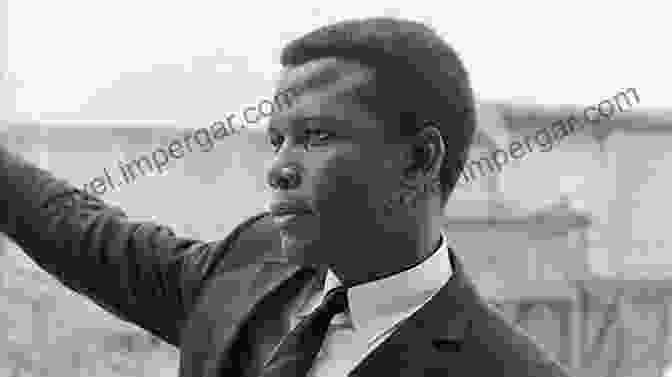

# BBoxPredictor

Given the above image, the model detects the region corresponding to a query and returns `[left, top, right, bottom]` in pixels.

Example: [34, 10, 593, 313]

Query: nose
[268, 164, 302, 191]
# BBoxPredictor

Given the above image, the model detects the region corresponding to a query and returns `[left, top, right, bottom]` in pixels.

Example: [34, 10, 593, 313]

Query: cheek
[310, 149, 396, 214]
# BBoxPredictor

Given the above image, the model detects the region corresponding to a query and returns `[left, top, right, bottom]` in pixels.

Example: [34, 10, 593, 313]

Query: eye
[303, 129, 334, 149]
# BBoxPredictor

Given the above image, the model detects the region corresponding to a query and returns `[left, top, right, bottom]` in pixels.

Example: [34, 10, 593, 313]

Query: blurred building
[464, 102, 672, 377]
[1, 100, 672, 377]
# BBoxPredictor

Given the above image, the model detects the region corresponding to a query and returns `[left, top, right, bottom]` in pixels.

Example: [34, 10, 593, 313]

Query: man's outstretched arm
[0, 144, 240, 346]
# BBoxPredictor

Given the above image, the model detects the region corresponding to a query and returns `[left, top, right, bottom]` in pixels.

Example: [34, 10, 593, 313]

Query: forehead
[271, 57, 380, 129]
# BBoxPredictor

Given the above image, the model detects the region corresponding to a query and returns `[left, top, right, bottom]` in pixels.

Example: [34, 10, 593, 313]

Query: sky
[5, 0, 671, 123]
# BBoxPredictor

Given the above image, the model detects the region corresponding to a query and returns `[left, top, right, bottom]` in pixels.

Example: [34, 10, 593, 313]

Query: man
[0, 17, 571, 377]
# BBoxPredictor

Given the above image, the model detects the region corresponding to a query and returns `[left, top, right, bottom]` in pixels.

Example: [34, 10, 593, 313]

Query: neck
[329, 201, 443, 287]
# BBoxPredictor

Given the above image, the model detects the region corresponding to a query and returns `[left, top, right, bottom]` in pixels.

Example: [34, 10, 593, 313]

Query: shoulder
[207, 212, 283, 272]
[464, 297, 571, 376]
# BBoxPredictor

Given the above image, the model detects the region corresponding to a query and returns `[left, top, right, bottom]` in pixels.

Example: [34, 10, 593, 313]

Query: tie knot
[320, 286, 348, 316]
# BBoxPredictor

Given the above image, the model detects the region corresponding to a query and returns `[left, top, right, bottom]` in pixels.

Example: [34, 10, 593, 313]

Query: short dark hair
[280, 17, 476, 203]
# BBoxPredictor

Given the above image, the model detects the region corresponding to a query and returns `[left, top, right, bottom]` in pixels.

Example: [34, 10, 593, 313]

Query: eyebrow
[267, 115, 346, 135]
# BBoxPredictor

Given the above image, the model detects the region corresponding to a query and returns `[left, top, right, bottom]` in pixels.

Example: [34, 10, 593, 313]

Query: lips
[269, 201, 314, 227]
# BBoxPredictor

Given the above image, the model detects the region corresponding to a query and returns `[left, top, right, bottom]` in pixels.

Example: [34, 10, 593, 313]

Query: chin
[279, 230, 326, 267]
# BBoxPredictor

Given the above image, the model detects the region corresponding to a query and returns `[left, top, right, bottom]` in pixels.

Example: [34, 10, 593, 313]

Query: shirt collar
[297, 233, 453, 340]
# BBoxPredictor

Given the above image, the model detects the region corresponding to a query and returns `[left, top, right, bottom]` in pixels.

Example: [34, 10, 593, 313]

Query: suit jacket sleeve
[0, 146, 264, 347]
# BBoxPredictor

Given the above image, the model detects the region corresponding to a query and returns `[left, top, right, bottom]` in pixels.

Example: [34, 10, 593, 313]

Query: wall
[602, 130, 672, 279]
[444, 222, 585, 301]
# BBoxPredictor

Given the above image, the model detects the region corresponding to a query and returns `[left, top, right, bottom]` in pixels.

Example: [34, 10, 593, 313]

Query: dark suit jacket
[0, 150, 572, 377]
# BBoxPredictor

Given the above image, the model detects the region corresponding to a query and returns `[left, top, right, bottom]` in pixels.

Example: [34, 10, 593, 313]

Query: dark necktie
[259, 286, 349, 377]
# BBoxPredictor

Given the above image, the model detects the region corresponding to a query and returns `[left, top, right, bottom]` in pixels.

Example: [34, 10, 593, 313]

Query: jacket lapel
[348, 249, 476, 377]
[180, 254, 311, 377]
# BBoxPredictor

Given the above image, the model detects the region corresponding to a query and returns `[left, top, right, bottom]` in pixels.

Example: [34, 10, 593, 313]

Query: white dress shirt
[289, 234, 454, 377]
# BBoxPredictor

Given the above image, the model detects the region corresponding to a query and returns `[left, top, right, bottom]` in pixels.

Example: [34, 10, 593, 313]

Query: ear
[384, 121, 446, 213]
[403, 122, 445, 183]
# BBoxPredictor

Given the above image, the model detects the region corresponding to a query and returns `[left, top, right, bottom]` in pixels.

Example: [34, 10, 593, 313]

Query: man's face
[266, 58, 406, 266]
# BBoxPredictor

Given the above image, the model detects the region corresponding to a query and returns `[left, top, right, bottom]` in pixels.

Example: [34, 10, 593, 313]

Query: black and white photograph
[0, 1, 669, 376]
